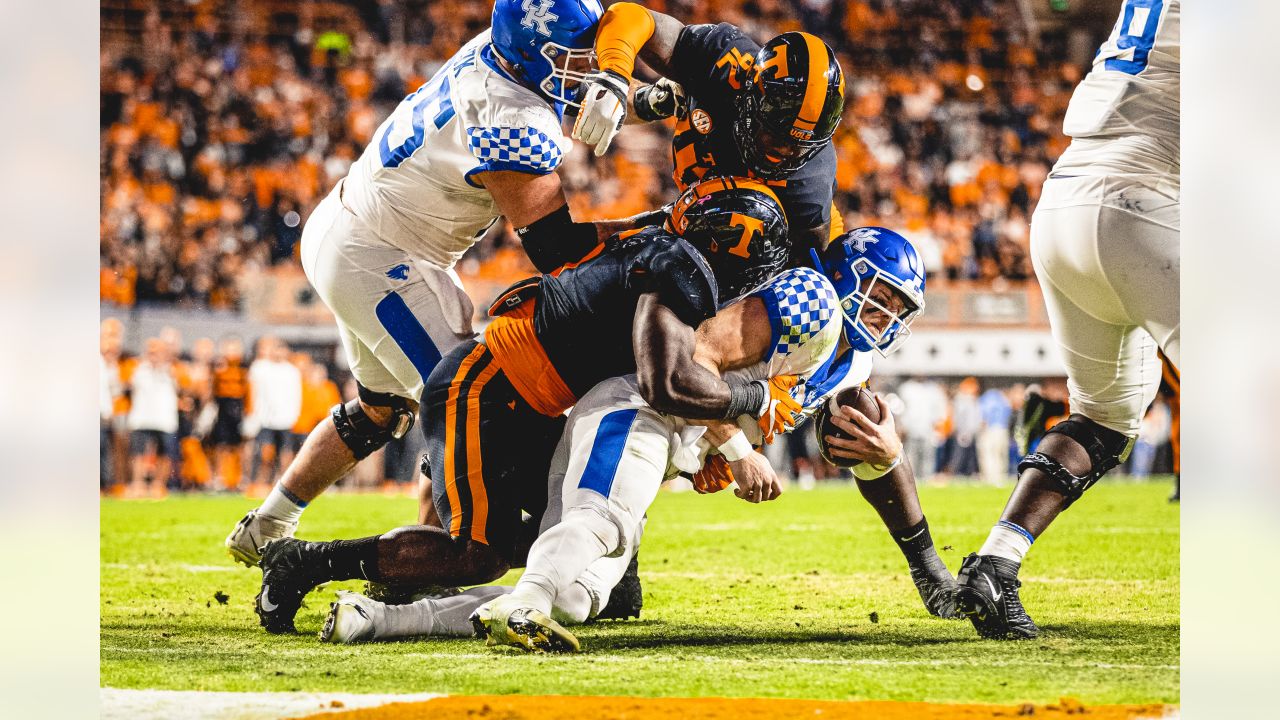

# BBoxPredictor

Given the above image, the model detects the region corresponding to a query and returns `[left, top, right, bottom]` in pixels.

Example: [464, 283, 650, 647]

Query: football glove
[692, 454, 735, 494]
[572, 69, 629, 157]
[633, 77, 685, 122]
[757, 375, 803, 444]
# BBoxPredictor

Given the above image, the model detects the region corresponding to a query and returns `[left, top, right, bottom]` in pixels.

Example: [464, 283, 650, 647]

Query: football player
[315, 228, 941, 650]
[955, 0, 1180, 640]
[253, 177, 794, 634]
[225, 0, 670, 567]
[572, 2, 846, 255]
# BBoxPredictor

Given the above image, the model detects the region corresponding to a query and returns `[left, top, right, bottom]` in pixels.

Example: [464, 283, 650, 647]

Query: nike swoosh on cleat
[260, 586, 279, 612]
[983, 575, 1002, 602]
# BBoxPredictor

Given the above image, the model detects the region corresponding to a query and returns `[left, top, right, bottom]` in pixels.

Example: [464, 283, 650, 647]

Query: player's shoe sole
[955, 553, 1040, 640]
[225, 509, 297, 567]
[320, 591, 379, 644]
[471, 600, 580, 653]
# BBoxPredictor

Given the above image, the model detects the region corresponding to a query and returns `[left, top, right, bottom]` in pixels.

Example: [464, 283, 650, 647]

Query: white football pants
[516, 375, 682, 619]
[301, 181, 476, 402]
[1031, 175, 1179, 436]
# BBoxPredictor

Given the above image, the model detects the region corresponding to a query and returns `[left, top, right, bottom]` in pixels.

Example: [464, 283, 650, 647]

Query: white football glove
[572, 69, 630, 157]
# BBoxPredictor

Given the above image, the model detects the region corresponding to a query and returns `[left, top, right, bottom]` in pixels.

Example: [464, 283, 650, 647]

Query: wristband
[724, 378, 766, 419]
[851, 454, 902, 480]
[717, 432, 753, 462]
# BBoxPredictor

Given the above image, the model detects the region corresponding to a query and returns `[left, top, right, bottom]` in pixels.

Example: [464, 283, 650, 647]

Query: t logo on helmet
[845, 227, 881, 253]
[520, 0, 559, 37]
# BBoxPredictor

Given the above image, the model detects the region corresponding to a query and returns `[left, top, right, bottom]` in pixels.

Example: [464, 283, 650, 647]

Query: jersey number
[1099, 0, 1163, 76]
[377, 50, 476, 168]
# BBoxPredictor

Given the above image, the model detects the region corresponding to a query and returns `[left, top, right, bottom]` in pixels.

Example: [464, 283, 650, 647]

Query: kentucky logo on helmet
[845, 227, 881, 253]
[521, 0, 559, 36]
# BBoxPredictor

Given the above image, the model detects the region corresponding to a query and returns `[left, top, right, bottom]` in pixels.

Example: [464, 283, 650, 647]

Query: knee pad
[331, 392, 415, 461]
[1017, 414, 1133, 505]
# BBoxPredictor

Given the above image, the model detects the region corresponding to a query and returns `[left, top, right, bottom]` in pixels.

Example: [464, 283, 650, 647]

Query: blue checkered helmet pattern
[490, 0, 604, 108]
[752, 267, 840, 359]
[466, 126, 565, 175]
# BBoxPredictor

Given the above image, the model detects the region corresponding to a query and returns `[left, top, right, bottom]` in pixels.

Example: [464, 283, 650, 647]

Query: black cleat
[255, 538, 326, 634]
[593, 553, 642, 621]
[956, 553, 1039, 640]
[909, 560, 959, 619]
[1014, 385, 1067, 456]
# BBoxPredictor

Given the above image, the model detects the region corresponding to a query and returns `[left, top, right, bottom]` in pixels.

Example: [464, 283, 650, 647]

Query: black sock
[315, 536, 382, 582]
[892, 517, 938, 563]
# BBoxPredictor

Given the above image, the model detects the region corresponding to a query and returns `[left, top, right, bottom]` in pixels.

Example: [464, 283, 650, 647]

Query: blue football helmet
[491, 0, 604, 107]
[810, 227, 926, 356]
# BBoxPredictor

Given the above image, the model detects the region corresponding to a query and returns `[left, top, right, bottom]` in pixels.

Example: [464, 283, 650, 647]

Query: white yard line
[100, 688, 443, 720]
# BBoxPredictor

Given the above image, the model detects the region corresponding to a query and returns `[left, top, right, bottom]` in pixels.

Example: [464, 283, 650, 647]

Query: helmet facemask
[540, 43, 598, 108]
[733, 91, 828, 180]
[840, 260, 925, 357]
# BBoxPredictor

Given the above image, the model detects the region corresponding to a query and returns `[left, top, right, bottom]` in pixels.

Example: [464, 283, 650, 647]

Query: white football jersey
[340, 31, 572, 268]
[666, 268, 872, 470]
[1053, 0, 1179, 185]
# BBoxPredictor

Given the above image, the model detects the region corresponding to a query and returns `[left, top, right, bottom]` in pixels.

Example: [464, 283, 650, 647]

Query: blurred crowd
[99, 318, 426, 497]
[101, 0, 1083, 311]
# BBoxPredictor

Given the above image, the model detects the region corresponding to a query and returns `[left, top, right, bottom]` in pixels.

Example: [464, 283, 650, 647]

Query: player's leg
[227, 193, 474, 565]
[958, 199, 1162, 639]
[855, 460, 957, 618]
[254, 342, 527, 633]
[476, 384, 670, 652]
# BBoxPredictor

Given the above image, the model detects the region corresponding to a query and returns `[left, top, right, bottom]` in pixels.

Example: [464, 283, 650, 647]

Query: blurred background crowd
[100, 0, 1080, 310]
[99, 0, 1179, 495]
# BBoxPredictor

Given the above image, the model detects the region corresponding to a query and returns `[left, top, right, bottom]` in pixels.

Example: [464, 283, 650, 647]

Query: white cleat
[225, 509, 297, 567]
[320, 591, 382, 644]
[470, 595, 580, 653]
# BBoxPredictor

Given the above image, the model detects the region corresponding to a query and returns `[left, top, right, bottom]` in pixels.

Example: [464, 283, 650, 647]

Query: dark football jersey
[667, 22, 838, 242]
[530, 227, 720, 399]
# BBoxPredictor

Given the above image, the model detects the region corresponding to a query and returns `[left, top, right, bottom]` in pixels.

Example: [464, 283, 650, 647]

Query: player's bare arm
[479, 170, 631, 272]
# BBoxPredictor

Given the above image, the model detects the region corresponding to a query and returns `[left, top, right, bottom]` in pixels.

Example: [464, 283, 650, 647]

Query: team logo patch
[845, 227, 881, 253]
[691, 109, 713, 134]
[386, 264, 410, 281]
[520, 0, 559, 37]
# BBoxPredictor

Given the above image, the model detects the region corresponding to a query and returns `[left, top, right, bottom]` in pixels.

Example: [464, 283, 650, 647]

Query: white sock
[260, 484, 306, 523]
[511, 518, 613, 616]
[378, 587, 512, 639]
[978, 520, 1035, 565]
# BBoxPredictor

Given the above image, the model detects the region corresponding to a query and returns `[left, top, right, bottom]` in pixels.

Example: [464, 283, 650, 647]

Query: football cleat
[226, 509, 297, 567]
[255, 538, 325, 634]
[955, 553, 1040, 640]
[1014, 385, 1067, 456]
[594, 553, 642, 621]
[470, 596, 580, 653]
[319, 591, 381, 644]
[908, 560, 959, 619]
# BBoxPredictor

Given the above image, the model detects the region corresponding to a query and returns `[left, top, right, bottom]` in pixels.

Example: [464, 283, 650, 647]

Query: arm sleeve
[668, 23, 758, 95]
[595, 2, 656, 80]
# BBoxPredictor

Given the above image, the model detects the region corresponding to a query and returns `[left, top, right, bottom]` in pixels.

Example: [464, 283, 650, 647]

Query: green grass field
[101, 480, 1178, 705]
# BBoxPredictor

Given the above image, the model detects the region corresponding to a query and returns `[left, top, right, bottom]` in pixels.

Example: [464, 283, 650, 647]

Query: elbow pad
[515, 205, 600, 274]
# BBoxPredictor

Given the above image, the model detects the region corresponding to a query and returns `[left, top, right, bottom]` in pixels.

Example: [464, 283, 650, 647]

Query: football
[815, 386, 882, 469]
